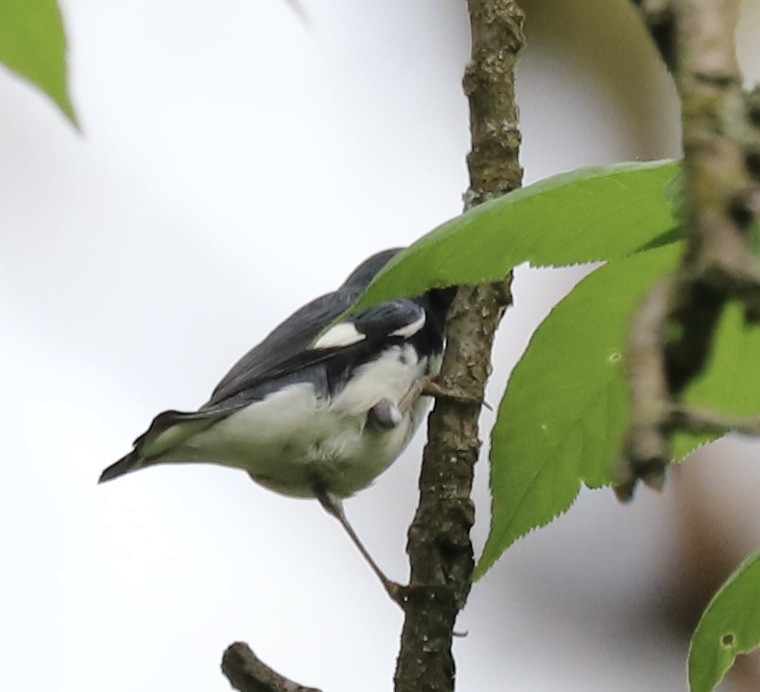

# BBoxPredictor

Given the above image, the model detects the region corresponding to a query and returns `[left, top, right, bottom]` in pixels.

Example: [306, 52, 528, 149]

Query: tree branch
[619, 0, 760, 498]
[393, 2, 524, 690]
[631, 0, 677, 70]
[221, 642, 321, 692]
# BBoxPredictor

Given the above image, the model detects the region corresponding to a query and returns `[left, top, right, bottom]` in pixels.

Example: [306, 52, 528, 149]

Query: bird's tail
[98, 408, 227, 484]
[98, 450, 146, 483]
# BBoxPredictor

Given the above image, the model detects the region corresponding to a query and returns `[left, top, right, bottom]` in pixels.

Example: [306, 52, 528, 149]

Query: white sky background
[1, 1, 760, 690]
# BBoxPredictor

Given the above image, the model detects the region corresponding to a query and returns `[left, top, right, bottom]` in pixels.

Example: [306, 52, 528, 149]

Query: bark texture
[221, 643, 321, 692]
[619, 0, 760, 497]
[393, 2, 525, 691]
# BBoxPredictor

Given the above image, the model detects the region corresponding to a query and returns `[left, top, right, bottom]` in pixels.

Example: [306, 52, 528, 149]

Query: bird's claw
[394, 376, 492, 416]
[419, 376, 492, 411]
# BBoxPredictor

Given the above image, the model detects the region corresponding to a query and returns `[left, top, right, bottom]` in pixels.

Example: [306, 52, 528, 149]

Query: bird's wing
[206, 297, 427, 407]
[205, 290, 356, 405]
[350, 299, 426, 342]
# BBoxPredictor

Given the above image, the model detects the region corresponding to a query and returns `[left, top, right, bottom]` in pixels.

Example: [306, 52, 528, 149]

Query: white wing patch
[312, 322, 366, 349]
[391, 312, 426, 339]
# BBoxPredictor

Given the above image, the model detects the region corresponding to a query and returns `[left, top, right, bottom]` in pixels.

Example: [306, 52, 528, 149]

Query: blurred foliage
[689, 551, 760, 691]
[0, 0, 76, 125]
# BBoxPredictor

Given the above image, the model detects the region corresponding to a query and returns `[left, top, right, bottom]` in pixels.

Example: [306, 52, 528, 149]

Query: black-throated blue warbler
[100, 248, 455, 599]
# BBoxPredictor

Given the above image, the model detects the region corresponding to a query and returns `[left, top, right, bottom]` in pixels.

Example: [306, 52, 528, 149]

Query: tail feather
[99, 407, 230, 484]
[99, 450, 145, 483]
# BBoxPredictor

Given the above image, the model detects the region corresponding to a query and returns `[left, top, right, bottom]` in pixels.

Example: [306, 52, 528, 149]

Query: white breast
[329, 344, 423, 417]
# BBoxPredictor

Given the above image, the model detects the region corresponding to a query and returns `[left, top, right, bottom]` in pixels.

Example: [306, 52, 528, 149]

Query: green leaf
[663, 165, 685, 223]
[689, 551, 760, 692]
[0, 0, 77, 125]
[353, 160, 678, 311]
[475, 246, 760, 580]
[475, 245, 681, 579]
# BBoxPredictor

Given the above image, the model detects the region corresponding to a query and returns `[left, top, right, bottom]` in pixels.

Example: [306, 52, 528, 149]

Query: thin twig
[631, 0, 677, 70]
[393, 1, 524, 691]
[667, 405, 760, 435]
[221, 642, 321, 692]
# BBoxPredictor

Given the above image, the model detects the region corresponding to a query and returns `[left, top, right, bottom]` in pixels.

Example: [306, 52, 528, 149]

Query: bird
[100, 248, 455, 600]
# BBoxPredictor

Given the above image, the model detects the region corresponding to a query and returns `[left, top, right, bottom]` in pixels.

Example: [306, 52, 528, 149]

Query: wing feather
[206, 298, 426, 406]
[206, 290, 354, 405]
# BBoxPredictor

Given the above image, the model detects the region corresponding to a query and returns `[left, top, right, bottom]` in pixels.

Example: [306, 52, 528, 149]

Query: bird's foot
[400, 375, 492, 412]
[370, 378, 492, 431]
[368, 400, 403, 430]
[316, 489, 408, 607]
